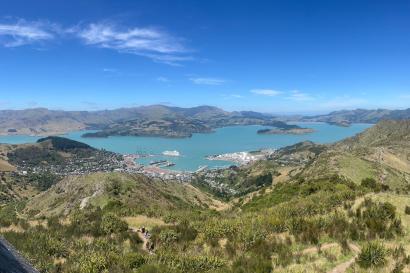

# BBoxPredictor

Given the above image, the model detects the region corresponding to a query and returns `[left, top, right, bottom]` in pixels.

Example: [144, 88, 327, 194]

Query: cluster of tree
[8, 146, 64, 166]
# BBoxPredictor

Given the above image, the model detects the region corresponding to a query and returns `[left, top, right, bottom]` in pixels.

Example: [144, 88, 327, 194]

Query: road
[0, 237, 39, 273]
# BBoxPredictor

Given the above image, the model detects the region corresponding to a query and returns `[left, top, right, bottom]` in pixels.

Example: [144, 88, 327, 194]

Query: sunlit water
[0, 123, 372, 171]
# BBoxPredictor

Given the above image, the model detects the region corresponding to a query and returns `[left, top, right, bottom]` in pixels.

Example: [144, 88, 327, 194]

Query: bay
[0, 123, 373, 171]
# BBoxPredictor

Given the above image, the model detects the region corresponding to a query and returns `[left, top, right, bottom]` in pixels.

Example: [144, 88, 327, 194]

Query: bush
[405, 206, 410, 215]
[101, 213, 128, 234]
[232, 255, 272, 273]
[159, 230, 179, 246]
[123, 252, 147, 270]
[69, 207, 104, 236]
[0, 205, 18, 227]
[361, 178, 382, 192]
[357, 241, 387, 268]
[353, 199, 402, 239]
[76, 251, 109, 273]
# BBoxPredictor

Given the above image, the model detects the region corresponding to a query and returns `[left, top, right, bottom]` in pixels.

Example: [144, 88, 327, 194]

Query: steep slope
[301, 120, 410, 188]
[24, 172, 225, 218]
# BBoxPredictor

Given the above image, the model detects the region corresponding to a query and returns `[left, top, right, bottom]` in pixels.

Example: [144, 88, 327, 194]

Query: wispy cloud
[156, 76, 169, 82]
[102, 68, 117, 73]
[0, 19, 57, 47]
[0, 18, 194, 65]
[222, 94, 244, 99]
[250, 89, 282, 96]
[74, 22, 191, 65]
[190, 77, 226, 85]
[286, 90, 315, 101]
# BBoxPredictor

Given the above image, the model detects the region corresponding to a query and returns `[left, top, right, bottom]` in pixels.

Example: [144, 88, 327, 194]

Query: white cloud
[156, 76, 169, 82]
[75, 22, 191, 65]
[190, 77, 225, 85]
[286, 90, 315, 101]
[250, 89, 282, 96]
[222, 94, 244, 99]
[0, 18, 194, 65]
[0, 19, 56, 47]
[102, 68, 118, 73]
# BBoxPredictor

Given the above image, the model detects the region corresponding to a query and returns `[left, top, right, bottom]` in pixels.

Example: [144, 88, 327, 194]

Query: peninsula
[257, 127, 315, 135]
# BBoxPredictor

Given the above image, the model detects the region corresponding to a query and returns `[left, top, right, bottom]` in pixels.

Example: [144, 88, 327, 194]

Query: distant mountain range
[297, 108, 410, 126]
[1, 105, 410, 137]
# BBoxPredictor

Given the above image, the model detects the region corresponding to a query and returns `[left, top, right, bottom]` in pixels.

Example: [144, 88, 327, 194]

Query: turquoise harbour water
[0, 123, 373, 171]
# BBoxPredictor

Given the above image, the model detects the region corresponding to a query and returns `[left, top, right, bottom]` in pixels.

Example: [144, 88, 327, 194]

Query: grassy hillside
[25, 172, 225, 218]
[297, 120, 410, 190]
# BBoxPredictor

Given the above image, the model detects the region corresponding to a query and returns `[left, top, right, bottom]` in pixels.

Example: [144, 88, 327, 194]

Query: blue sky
[0, 0, 409, 114]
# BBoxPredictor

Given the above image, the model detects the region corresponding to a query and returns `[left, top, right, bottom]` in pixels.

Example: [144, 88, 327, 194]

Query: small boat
[162, 150, 181, 156]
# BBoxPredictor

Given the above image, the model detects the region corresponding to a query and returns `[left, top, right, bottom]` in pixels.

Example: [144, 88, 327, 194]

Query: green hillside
[25, 172, 225, 218]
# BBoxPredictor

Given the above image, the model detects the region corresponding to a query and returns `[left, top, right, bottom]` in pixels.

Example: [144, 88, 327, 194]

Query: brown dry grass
[0, 159, 15, 172]
[123, 215, 166, 230]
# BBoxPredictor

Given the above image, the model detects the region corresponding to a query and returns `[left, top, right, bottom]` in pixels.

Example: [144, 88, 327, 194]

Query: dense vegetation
[37, 136, 94, 151]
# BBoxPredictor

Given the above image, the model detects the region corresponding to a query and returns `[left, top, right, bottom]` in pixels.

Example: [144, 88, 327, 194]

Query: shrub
[405, 206, 410, 215]
[0, 204, 18, 227]
[361, 178, 382, 192]
[357, 241, 387, 268]
[175, 221, 198, 242]
[123, 252, 147, 270]
[101, 213, 128, 234]
[69, 207, 104, 236]
[154, 253, 225, 272]
[354, 199, 402, 239]
[76, 251, 109, 273]
[159, 229, 179, 246]
[232, 255, 272, 273]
